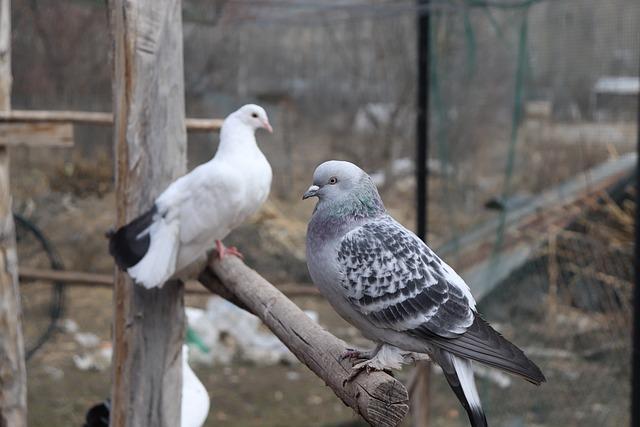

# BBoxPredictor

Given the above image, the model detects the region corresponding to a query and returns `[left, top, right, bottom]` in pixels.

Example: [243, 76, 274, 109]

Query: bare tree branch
[198, 255, 409, 427]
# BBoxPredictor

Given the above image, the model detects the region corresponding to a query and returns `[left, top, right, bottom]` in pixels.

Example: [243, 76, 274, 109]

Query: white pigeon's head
[230, 104, 273, 134]
[303, 161, 384, 216]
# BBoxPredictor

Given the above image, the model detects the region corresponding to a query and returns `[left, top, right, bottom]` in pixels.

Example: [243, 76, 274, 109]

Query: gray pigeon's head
[303, 160, 384, 217]
[230, 104, 273, 133]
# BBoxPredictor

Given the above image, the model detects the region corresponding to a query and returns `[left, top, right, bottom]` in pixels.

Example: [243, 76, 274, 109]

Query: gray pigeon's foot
[215, 240, 244, 260]
[346, 358, 392, 382]
[343, 343, 394, 383]
[340, 347, 378, 361]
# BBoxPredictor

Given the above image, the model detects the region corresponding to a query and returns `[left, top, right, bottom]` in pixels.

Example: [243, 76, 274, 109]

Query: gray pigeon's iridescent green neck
[320, 180, 385, 221]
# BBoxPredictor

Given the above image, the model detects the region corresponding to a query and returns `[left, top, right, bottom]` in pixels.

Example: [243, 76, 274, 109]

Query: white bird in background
[181, 345, 211, 427]
[82, 345, 210, 427]
[303, 160, 545, 427]
[109, 104, 273, 289]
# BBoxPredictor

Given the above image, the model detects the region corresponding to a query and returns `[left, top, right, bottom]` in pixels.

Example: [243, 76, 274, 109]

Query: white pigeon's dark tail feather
[108, 205, 157, 270]
[417, 315, 546, 385]
[108, 204, 180, 289]
[434, 350, 487, 427]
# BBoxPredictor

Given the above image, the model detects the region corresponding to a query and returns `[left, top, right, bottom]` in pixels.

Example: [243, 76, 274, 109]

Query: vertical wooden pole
[410, 364, 431, 427]
[413, 1, 431, 426]
[0, 0, 27, 425]
[109, 1, 187, 426]
[632, 43, 640, 427]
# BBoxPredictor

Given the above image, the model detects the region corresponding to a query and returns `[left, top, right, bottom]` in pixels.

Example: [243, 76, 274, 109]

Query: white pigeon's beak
[302, 185, 319, 200]
[262, 120, 273, 133]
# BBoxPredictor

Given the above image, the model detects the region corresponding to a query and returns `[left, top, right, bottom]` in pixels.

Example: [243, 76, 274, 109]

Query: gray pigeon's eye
[328, 176, 338, 185]
[251, 112, 258, 118]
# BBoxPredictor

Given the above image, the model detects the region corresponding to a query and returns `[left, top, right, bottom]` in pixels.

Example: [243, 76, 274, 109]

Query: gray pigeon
[303, 160, 545, 427]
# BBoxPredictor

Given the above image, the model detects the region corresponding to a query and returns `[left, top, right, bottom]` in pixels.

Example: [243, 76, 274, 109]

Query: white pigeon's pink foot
[215, 240, 244, 260]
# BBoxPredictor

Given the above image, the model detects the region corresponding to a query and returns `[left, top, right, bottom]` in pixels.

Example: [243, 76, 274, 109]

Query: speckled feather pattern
[337, 215, 475, 338]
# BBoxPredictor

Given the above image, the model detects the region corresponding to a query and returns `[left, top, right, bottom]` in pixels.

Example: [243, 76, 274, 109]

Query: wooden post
[0, 0, 27, 425]
[409, 363, 431, 427]
[632, 44, 640, 427]
[109, 1, 187, 426]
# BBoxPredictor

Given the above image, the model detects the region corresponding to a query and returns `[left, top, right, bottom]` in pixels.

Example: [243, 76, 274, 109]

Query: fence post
[632, 48, 640, 427]
[0, 0, 27, 425]
[108, 0, 187, 425]
[413, 0, 431, 426]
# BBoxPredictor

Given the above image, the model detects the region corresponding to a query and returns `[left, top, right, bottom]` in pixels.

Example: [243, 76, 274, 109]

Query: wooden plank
[19, 267, 113, 286]
[0, 110, 223, 132]
[0, 0, 27, 425]
[109, 0, 187, 425]
[0, 110, 112, 125]
[17, 267, 322, 297]
[199, 256, 410, 426]
[0, 122, 74, 147]
[185, 117, 224, 132]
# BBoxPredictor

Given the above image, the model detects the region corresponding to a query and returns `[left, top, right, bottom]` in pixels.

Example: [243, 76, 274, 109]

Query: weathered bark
[199, 256, 410, 427]
[0, 0, 27, 424]
[109, 1, 187, 426]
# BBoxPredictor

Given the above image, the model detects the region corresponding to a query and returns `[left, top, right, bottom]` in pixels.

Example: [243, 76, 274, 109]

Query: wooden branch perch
[198, 256, 409, 427]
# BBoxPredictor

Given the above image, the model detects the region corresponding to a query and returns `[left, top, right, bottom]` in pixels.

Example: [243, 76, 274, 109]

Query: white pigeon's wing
[175, 162, 244, 245]
[337, 216, 475, 339]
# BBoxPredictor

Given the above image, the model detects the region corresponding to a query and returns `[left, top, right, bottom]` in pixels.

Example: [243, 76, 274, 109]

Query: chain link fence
[9, 0, 639, 425]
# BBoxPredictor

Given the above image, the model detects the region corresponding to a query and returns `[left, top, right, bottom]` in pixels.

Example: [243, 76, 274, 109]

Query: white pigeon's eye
[328, 176, 338, 185]
[251, 112, 258, 118]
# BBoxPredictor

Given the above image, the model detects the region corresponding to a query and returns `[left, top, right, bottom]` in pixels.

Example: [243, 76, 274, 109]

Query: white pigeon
[303, 160, 545, 427]
[109, 104, 273, 288]
[181, 345, 210, 427]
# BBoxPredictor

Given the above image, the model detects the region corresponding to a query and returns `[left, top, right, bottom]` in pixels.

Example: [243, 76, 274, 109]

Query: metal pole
[632, 52, 640, 427]
[416, 0, 429, 242]
[413, 2, 431, 427]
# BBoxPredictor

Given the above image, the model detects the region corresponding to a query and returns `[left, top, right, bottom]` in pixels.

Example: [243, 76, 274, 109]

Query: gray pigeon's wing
[337, 216, 546, 385]
[337, 216, 474, 339]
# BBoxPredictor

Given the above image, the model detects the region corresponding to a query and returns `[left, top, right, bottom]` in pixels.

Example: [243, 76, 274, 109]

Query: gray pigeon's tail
[417, 315, 546, 385]
[434, 350, 487, 427]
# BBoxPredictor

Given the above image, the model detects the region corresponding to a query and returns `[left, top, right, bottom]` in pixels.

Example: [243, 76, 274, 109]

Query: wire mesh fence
[8, 0, 639, 426]
[420, 1, 637, 426]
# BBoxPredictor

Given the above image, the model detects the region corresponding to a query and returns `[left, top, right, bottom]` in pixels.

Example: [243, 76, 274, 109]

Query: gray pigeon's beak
[302, 185, 319, 200]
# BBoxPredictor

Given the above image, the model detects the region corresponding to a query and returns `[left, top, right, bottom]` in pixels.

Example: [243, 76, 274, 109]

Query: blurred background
[8, 0, 639, 426]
